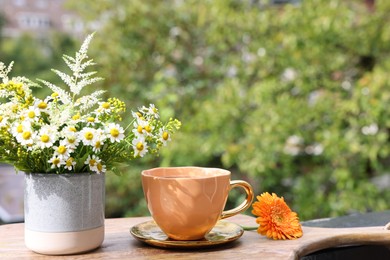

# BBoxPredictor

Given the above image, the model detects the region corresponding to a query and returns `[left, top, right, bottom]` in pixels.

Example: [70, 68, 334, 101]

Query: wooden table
[1, 214, 390, 259]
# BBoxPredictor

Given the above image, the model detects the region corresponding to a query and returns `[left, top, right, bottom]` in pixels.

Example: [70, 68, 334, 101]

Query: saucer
[130, 220, 244, 249]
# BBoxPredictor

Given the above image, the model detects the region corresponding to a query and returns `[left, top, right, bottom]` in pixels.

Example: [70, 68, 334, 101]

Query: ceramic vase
[24, 172, 105, 255]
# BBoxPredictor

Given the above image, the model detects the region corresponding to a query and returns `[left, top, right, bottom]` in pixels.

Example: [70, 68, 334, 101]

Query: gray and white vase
[24, 172, 105, 255]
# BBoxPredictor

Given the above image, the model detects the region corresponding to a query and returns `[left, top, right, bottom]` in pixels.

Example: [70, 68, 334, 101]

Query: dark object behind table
[301, 210, 390, 259]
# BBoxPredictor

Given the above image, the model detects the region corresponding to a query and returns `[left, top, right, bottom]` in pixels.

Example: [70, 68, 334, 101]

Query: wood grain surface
[0, 214, 390, 259]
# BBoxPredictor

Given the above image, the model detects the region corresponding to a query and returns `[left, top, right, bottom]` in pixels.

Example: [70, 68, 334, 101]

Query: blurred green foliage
[0, 33, 78, 98]
[66, 0, 390, 220]
[2, 0, 389, 220]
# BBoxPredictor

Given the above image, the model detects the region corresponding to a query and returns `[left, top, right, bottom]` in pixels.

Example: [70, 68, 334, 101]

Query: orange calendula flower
[252, 192, 303, 240]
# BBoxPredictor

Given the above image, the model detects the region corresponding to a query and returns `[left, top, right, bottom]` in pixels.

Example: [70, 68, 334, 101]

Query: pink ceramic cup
[141, 166, 254, 240]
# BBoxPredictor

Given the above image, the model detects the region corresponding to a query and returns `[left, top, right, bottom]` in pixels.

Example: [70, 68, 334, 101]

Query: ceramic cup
[141, 166, 254, 240]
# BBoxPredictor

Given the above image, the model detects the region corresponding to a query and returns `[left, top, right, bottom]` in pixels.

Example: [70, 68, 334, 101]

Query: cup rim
[141, 166, 231, 179]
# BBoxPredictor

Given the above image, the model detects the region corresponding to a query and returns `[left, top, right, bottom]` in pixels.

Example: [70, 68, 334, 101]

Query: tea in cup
[141, 166, 254, 240]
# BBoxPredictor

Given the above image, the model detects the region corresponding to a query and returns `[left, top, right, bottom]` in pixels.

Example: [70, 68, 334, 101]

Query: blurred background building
[0, 0, 83, 39]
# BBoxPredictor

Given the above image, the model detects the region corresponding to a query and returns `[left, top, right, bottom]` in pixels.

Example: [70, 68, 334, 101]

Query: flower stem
[241, 225, 258, 231]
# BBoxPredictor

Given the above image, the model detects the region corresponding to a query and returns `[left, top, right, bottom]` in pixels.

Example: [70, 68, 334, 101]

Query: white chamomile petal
[106, 123, 124, 143]
[132, 136, 148, 157]
[159, 128, 171, 146]
[48, 155, 64, 169]
[80, 127, 97, 146]
[36, 125, 58, 149]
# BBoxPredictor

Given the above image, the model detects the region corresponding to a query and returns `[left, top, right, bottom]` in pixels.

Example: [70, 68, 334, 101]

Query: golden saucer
[130, 220, 244, 249]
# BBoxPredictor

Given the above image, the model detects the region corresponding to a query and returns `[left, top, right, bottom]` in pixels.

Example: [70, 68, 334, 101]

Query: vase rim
[24, 172, 102, 176]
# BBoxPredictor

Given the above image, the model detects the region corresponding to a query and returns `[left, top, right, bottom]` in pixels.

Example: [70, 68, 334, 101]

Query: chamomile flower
[159, 128, 171, 146]
[53, 141, 71, 159]
[13, 121, 35, 146]
[132, 136, 148, 157]
[85, 154, 101, 171]
[18, 128, 36, 146]
[64, 125, 78, 133]
[132, 118, 153, 137]
[80, 127, 97, 146]
[71, 112, 82, 123]
[62, 125, 80, 149]
[131, 111, 143, 121]
[22, 106, 41, 123]
[147, 104, 159, 119]
[95, 162, 106, 174]
[106, 123, 124, 143]
[11, 121, 29, 137]
[132, 119, 146, 137]
[85, 114, 100, 126]
[92, 129, 106, 152]
[48, 155, 64, 169]
[64, 157, 76, 171]
[34, 99, 49, 113]
[143, 123, 154, 136]
[92, 140, 103, 152]
[97, 101, 112, 114]
[36, 125, 58, 149]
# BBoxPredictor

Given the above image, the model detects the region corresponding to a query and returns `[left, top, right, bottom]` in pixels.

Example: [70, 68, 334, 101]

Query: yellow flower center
[87, 117, 95, 123]
[89, 159, 96, 166]
[102, 102, 110, 109]
[17, 124, 23, 133]
[38, 102, 47, 109]
[144, 125, 152, 132]
[67, 137, 76, 144]
[137, 125, 143, 133]
[28, 111, 35, 118]
[72, 113, 80, 120]
[162, 132, 169, 140]
[95, 141, 101, 148]
[136, 142, 144, 151]
[57, 145, 67, 154]
[97, 163, 103, 172]
[136, 112, 142, 117]
[69, 126, 77, 132]
[40, 134, 50, 143]
[84, 132, 94, 140]
[53, 158, 60, 165]
[23, 131, 31, 140]
[66, 158, 74, 167]
[0, 115, 3, 122]
[110, 128, 119, 137]
[51, 92, 59, 98]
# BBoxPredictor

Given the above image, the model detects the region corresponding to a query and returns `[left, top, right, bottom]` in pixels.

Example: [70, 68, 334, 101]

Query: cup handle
[220, 180, 254, 219]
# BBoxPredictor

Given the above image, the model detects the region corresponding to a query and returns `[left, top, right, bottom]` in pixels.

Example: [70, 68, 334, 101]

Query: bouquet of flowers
[0, 34, 180, 174]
